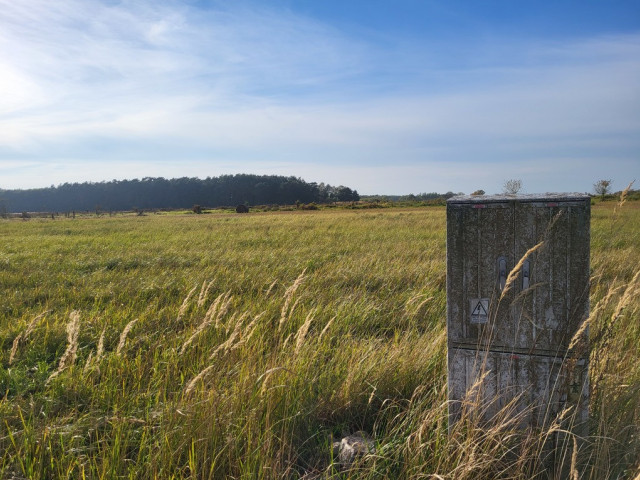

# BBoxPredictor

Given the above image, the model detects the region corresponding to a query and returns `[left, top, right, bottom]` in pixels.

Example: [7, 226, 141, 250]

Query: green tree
[593, 179, 612, 200]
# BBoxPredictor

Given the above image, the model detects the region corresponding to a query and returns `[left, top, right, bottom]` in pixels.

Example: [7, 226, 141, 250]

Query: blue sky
[0, 0, 638, 195]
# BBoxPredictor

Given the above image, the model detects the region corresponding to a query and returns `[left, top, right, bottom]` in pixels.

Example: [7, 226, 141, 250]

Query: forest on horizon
[0, 174, 361, 213]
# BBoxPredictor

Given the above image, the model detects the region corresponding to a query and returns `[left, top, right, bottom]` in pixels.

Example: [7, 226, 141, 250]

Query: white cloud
[0, 0, 638, 193]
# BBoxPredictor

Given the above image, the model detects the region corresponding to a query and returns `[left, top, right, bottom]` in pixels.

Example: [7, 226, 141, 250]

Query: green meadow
[1, 202, 639, 479]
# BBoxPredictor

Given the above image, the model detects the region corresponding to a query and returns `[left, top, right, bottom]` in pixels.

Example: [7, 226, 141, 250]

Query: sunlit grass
[0, 203, 638, 479]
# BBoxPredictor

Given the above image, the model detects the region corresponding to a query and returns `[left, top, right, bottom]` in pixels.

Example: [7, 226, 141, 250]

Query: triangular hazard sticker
[472, 301, 488, 316]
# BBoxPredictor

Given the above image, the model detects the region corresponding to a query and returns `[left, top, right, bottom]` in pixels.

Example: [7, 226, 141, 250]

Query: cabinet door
[448, 347, 588, 429]
[447, 202, 514, 347]
[512, 201, 590, 355]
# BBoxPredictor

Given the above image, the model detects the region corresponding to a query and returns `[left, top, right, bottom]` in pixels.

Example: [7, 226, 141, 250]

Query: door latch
[498, 256, 507, 291]
[522, 260, 530, 289]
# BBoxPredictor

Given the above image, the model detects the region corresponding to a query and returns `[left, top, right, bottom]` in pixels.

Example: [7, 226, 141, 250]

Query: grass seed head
[184, 364, 215, 395]
[96, 327, 106, 361]
[500, 242, 544, 300]
[614, 180, 635, 216]
[117, 318, 138, 356]
[197, 280, 214, 308]
[180, 291, 232, 354]
[278, 269, 306, 330]
[177, 285, 198, 321]
[9, 310, 49, 365]
[47, 310, 81, 382]
[318, 315, 336, 342]
[294, 308, 316, 355]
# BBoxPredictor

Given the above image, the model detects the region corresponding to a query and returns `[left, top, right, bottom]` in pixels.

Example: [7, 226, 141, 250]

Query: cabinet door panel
[513, 201, 590, 354]
[447, 203, 513, 346]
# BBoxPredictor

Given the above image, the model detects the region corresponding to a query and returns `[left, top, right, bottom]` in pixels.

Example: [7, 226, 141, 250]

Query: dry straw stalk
[197, 280, 214, 307]
[500, 241, 544, 300]
[117, 318, 138, 355]
[48, 311, 81, 382]
[279, 269, 306, 330]
[184, 364, 215, 395]
[180, 291, 232, 354]
[177, 285, 198, 321]
[9, 310, 49, 365]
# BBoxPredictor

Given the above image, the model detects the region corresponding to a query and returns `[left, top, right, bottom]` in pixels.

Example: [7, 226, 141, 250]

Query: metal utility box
[446, 194, 590, 430]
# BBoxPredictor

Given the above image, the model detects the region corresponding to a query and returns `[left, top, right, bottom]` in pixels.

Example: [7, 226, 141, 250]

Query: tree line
[0, 174, 360, 213]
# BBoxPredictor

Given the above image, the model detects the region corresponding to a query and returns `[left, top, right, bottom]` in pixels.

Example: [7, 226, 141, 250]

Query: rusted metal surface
[446, 193, 590, 431]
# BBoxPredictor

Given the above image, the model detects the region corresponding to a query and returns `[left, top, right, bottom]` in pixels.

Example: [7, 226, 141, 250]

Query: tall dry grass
[9, 310, 49, 365]
[0, 203, 637, 479]
[47, 311, 81, 382]
[116, 318, 138, 355]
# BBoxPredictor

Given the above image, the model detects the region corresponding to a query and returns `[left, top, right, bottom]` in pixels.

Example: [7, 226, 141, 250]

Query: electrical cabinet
[446, 194, 590, 430]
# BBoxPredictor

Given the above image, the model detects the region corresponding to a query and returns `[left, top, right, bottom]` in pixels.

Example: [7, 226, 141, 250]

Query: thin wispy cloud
[0, 0, 638, 194]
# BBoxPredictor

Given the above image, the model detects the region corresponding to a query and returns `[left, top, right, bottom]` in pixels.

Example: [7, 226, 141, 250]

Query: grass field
[1, 201, 639, 479]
